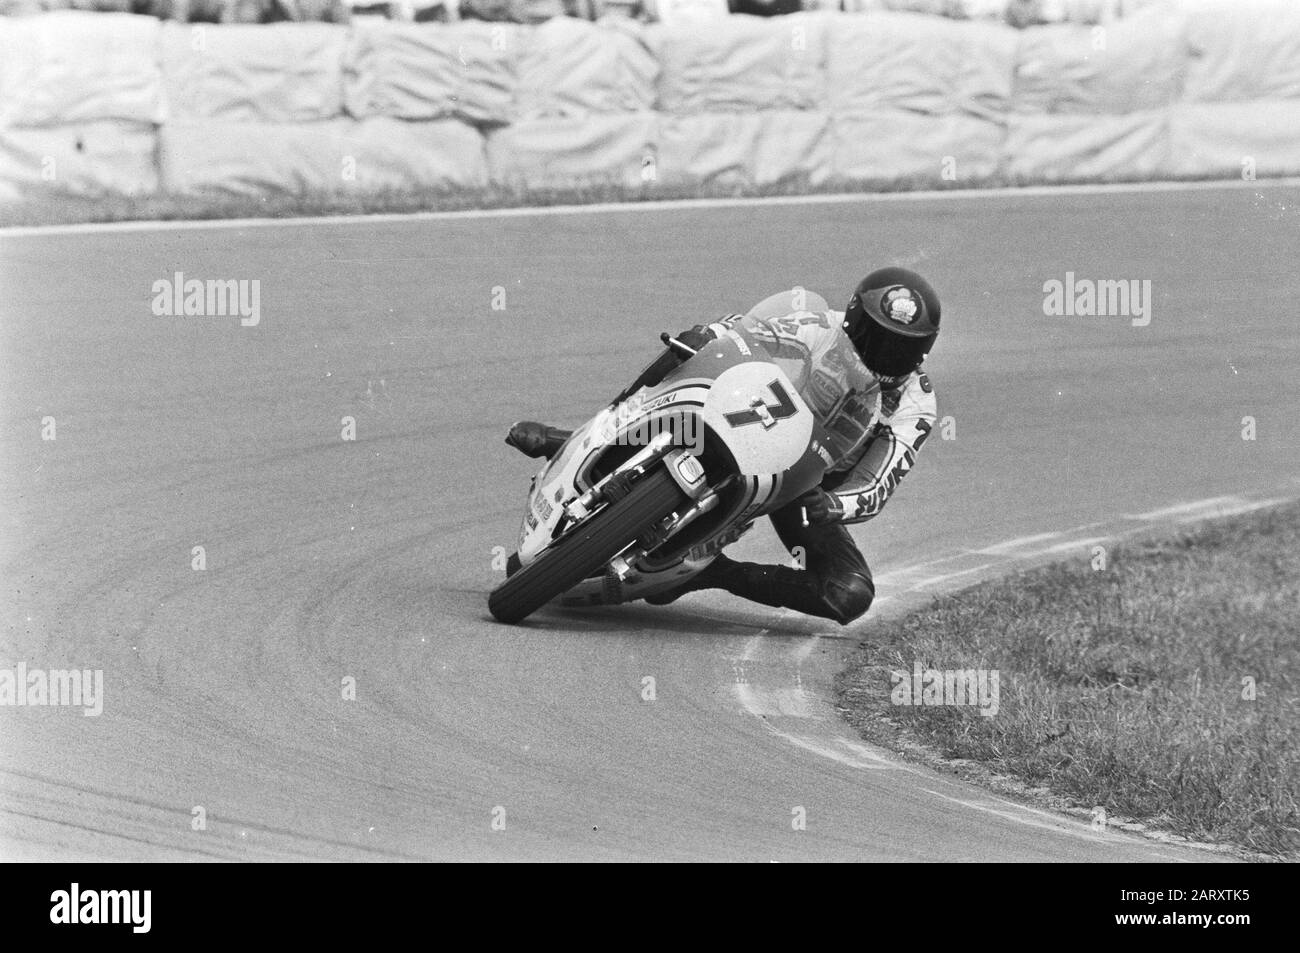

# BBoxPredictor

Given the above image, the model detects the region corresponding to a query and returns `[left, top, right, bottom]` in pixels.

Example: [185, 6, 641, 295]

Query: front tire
[488, 467, 687, 624]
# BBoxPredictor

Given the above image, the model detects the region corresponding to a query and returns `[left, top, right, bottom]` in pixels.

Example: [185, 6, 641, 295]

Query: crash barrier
[2, 1, 1299, 203]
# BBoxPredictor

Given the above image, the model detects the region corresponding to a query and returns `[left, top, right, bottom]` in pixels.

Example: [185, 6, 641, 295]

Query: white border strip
[4, 176, 1300, 240]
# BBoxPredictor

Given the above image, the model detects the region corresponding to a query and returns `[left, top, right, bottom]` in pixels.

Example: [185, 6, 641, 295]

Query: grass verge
[0, 169, 1254, 229]
[0, 175, 962, 228]
[835, 501, 1300, 858]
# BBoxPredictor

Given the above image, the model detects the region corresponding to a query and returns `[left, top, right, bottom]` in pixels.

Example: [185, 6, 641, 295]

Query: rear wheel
[488, 467, 687, 624]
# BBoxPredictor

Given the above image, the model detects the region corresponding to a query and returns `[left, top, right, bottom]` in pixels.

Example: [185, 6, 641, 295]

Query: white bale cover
[953, 0, 1011, 17]
[1181, 0, 1300, 103]
[653, 0, 729, 27]
[160, 118, 488, 196]
[1002, 110, 1169, 181]
[344, 20, 519, 126]
[0, 12, 163, 127]
[880, 0, 1013, 20]
[1003, 0, 1118, 24]
[0, 122, 158, 201]
[1011, 6, 1186, 115]
[486, 112, 656, 190]
[832, 111, 1003, 182]
[656, 111, 832, 187]
[826, 12, 1018, 120]
[162, 23, 346, 123]
[1170, 0, 1300, 179]
[1004, 5, 1183, 181]
[343, 117, 489, 192]
[513, 18, 658, 120]
[648, 12, 828, 113]
[1168, 101, 1300, 178]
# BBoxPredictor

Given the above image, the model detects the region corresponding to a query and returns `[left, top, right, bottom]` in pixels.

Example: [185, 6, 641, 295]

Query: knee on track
[823, 572, 875, 626]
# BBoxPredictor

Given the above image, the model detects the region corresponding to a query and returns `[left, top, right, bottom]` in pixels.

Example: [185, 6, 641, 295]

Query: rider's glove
[797, 488, 845, 526]
[674, 324, 716, 353]
[634, 324, 719, 393]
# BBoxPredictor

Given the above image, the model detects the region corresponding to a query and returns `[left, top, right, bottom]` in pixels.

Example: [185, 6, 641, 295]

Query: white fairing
[517, 458, 578, 562]
[508, 293, 831, 608]
[700, 362, 812, 476]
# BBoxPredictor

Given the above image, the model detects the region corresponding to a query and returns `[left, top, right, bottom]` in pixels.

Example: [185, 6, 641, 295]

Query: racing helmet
[843, 267, 941, 382]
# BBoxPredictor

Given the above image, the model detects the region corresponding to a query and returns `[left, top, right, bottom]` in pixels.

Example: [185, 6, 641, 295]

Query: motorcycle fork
[563, 430, 677, 523]
[610, 477, 732, 581]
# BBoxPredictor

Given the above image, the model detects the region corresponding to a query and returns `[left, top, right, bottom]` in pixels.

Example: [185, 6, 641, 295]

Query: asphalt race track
[2, 184, 1298, 861]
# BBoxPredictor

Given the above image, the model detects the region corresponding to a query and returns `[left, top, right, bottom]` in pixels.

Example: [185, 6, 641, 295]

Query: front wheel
[488, 467, 687, 624]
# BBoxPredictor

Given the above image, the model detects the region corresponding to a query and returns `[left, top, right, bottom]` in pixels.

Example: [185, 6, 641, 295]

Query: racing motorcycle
[488, 292, 883, 624]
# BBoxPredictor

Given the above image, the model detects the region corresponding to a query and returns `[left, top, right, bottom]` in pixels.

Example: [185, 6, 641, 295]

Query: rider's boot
[506, 421, 572, 460]
[646, 554, 855, 621]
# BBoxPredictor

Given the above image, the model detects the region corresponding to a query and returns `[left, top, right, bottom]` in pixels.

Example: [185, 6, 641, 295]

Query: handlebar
[660, 332, 700, 359]
[608, 331, 698, 407]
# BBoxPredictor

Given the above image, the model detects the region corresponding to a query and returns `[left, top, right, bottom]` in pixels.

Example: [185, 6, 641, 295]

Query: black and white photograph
[0, 0, 1295, 901]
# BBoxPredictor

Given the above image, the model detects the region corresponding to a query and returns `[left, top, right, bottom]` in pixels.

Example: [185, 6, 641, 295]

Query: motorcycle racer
[506, 267, 940, 626]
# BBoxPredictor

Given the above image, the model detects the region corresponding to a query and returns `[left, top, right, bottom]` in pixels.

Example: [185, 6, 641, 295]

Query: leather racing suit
[679, 307, 937, 625]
